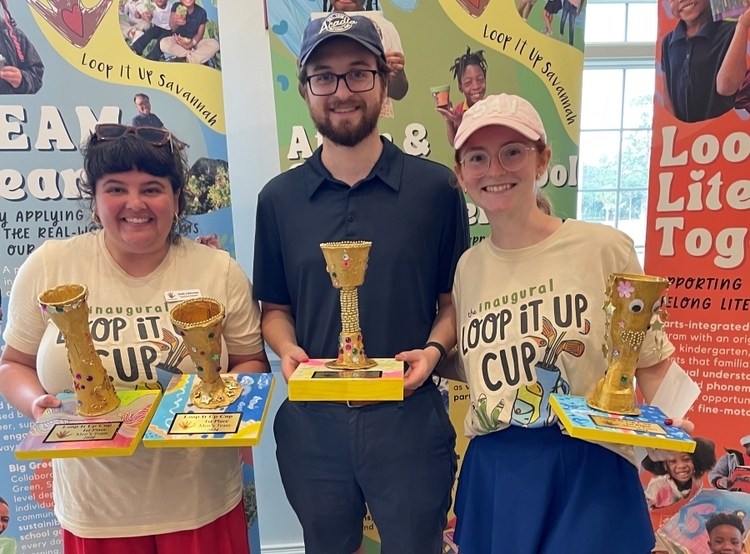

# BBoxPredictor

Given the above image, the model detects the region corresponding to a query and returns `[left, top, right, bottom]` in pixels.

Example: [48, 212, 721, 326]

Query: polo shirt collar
[670, 19, 718, 43]
[303, 137, 403, 198]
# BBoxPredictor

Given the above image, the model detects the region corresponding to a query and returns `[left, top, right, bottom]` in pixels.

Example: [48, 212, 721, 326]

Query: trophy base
[289, 358, 404, 402]
[550, 394, 696, 452]
[14, 390, 161, 460]
[191, 375, 243, 409]
[586, 397, 641, 416]
[143, 373, 275, 448]
[324, 358, 378, 370]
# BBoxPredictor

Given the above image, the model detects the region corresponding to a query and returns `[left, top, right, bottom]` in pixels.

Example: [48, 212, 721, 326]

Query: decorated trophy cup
[15, 284, 161, 460]
[142, 297, 275, 449]
[39, 284, 120, 416]
[588, 273, 671, 415]
[549, 273, 696, 453]
[320, 241, 377, 370]
[287, 241, 404, 401]
[168, 297, 241, 408]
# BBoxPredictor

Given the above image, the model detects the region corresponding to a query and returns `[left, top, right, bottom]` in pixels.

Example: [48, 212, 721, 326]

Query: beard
[310, 94, 382, 147]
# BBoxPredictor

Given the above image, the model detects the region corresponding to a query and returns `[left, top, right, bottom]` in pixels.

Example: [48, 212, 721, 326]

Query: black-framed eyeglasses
[93, 124, 172, 147]
[460, 142, 538, 179]
[305, 69, 379, 96]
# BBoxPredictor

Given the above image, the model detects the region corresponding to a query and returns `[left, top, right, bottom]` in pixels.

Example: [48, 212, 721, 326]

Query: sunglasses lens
[137, 127, 170, 144]
[96, 124, 128, 139]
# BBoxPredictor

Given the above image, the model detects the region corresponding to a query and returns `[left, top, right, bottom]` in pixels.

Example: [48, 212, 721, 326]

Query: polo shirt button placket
[348, 214, 354, 222]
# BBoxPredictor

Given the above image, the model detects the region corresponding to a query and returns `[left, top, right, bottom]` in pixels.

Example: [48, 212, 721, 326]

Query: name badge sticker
[164, 289, 202, 303]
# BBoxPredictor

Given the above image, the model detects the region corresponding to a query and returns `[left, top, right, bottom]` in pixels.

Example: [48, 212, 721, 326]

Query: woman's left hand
[646, 418, 695, 461]
[396, 348, 440, 391]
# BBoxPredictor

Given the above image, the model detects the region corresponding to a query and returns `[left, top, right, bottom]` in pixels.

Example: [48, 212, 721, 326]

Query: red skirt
[62, 500, 250, 554]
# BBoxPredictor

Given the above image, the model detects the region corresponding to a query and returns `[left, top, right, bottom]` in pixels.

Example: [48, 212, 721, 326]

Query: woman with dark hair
[643, 437, 717, 509]
[0, 0, 44, 94]
[0, 124, 269, 554]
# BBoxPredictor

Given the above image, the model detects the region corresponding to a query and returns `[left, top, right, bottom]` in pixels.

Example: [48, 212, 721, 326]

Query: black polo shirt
[253, 138, 469, 359]
[661, 19, 737, 123]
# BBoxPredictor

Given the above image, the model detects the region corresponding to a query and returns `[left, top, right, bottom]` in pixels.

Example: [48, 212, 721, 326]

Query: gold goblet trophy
[587, 273, 670, 415]
[320, 241, 378, 370]
[169, 297, 241, 408]
[38, 284, 120, 416]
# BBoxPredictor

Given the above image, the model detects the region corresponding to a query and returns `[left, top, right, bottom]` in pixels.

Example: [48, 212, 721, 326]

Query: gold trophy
[320, 241, 377, 370]
[38, 284, 120, 416]
[587, 273, 670, 415]
[169, 297, 241, 408]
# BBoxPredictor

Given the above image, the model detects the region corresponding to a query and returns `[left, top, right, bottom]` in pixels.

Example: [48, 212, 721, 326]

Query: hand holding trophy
[288, 241, 405, 402]
[551, 273, 696, 453]
[15, 284, 161, 459]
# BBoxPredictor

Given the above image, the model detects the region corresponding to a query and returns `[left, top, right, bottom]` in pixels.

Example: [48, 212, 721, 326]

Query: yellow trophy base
[587, 379, 641, 416]
[289, 358, 404, 402]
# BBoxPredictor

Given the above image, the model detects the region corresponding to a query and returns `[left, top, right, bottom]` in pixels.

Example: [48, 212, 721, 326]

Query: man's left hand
[386, 51, 405, 74]
[0, 66, 23, 89]
[397, 347, 440, 391]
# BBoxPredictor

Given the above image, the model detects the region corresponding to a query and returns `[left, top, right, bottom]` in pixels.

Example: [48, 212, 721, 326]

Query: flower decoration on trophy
[287, 241, 405, 402]
[15, 284, 161, 460]
[550, 273, 696, 452]
[169, 298, 241, 408]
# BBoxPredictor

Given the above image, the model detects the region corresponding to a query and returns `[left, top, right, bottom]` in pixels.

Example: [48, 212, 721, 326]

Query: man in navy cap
[253, 12, 468, 554]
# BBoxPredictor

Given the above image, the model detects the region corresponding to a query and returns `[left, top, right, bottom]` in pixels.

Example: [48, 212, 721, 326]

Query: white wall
[217, 1, 304, 552]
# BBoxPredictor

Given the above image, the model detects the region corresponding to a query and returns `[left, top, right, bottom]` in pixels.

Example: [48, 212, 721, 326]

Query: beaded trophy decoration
[169, 298, 241, 408]
[320, 241, 377, 370]
[38, 284, 120, 416]
[587, 273, 670, 415]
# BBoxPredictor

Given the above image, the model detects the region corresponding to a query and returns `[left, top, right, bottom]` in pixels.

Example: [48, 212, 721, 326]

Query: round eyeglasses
[460, 142, 537, 179]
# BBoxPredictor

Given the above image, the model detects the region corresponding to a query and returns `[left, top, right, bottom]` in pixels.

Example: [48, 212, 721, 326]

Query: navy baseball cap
[298, 12, 386, 69]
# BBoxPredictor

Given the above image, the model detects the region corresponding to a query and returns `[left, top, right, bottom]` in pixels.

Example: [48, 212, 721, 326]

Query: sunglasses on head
[93, 124, 172, 147]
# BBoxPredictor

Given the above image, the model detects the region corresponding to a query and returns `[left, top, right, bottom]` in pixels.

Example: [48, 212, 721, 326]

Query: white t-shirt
[123, 0, 144, 24]
[3, 231, 264, 538]
[147, 3, 171, 30]
[452, 220, 674, 464]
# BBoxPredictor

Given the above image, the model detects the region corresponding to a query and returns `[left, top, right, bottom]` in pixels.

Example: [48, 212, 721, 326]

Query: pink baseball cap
[454, 94, 547, 150]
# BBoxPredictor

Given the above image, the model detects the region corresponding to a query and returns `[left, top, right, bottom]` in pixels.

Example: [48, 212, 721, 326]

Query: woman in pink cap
[446, 93, 687, 553]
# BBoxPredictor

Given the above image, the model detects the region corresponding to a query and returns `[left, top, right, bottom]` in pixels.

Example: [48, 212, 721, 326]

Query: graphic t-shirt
[453, 220, 674, 463]
[3, 231, 264, 538]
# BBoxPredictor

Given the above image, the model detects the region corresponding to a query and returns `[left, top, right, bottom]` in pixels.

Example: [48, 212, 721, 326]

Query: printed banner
[643, 0, 750, 551]
[0, 0, 260, 552]
[264, 0, 589, 550]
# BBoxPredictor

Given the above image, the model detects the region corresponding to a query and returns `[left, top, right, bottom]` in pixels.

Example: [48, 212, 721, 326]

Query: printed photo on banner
[0, 0, 44, 94]
[121, 0, 221, 68]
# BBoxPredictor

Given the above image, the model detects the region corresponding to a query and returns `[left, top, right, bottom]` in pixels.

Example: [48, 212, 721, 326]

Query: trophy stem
[39, 285, 120, 416]
[340, 288, 359, 334]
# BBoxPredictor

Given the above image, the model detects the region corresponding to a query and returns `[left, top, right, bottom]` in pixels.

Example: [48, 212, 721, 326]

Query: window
[578, 0, 657, 263]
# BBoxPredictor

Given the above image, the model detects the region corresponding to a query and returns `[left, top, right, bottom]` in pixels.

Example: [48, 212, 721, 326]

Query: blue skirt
[454, 426, 655, 554]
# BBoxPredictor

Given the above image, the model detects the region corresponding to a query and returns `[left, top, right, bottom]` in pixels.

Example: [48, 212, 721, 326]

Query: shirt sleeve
[2, 245, 48, 355]
[16, 29, 45, 95]
[222, 257, 264, 356]
[451, 272, 467, 382]
[620, 246, 676, 367]
[436, 185, 470, 294]
[198, 8, 208, 25]
[252, 191, 292, 305]
[381, 20, 403, 53]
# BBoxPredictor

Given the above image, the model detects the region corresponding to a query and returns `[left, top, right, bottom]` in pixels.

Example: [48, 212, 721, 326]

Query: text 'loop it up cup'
[320, 241, 377, 370]
[169, 297, 241, 409]
[38, 284, 120, 416]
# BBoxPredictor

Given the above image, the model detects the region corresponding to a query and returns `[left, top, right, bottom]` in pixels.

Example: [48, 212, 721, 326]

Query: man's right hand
[31, 394, 62, 421]
[280, 344, 309, 383]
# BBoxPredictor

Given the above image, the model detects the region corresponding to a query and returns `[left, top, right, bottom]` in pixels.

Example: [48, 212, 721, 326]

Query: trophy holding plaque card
[550, 273, 696, 453]
[15, 284, 161, 460]
[288, 241, 404, 402]
[143, 297, 275, 448]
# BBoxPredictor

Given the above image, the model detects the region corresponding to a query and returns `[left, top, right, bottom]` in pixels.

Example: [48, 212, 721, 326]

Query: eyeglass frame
[459, 142, 541, 179]
[304, 69, 382, 96]
[92, 123, 172, 147]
